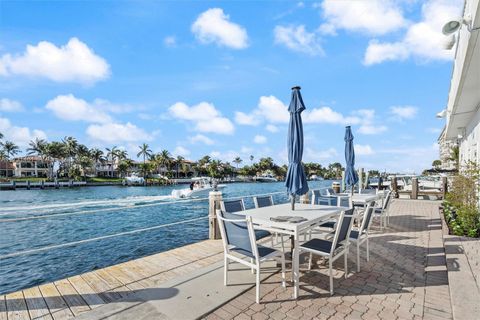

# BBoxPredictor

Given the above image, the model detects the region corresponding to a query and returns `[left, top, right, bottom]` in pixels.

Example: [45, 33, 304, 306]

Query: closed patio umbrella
[285, 86, 309, 210]
[344, 126, 359, 196]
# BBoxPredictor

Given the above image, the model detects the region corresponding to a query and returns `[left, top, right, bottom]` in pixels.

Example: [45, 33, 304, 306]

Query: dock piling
[411, 177, 418, 199]
[209, 191, 222, 240]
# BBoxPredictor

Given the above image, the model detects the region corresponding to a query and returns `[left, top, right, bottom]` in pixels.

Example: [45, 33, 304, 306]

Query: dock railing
[0, 191, 289, 259]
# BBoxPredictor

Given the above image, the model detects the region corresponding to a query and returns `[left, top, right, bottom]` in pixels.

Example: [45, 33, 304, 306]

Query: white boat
[124, 173, 145, 185]
[309, 175, 324, 181]
[171, 177, 226, 198]
[253, 174, 278, 183]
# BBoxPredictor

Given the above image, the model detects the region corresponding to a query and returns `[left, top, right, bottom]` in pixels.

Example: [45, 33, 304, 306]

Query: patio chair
[373, 190, 392, 230]
[253, 196, 285, 252]
[311, 190, 336, 230]
[349, 201, 376, 272]
[221, 199, 272, 243]
[217, 210, 286, 304]
[299, 208, 355, 296]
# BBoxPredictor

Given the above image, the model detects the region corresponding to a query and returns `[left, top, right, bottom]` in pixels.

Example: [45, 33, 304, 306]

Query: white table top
[243, 203, 343, 234]
[351, 193, 381, 204]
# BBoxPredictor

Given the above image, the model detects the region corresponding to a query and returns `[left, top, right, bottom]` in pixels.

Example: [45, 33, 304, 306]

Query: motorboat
[124, 173, 145, 185]
[171, 177, 226, 198]
[253, 173, 278, 183]
[309, 175, 324, 181]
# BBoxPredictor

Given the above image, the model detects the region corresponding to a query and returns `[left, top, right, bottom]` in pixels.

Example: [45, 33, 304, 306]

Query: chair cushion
[231, 245, 276, 258]
[319, 221, 336, 229]
[255, 229, 271, 240]
[374, 208, 383, 214]
[300, 238, 339, 254]
[349, 230, 359, 239]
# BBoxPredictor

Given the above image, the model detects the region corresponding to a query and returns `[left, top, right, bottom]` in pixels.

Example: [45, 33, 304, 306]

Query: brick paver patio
[204, 200, 453, 320]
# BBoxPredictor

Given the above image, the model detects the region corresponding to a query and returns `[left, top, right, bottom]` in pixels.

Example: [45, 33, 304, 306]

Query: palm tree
[158, 149, 172, 176]
[137, 143, 152, 179]
[233, 156, 242, 170]
[62, 136, 78, 175]
[27, 138, 47, 156]
[249, 155, 254, 164]
[175, 155, 184, 178]
[45, 141, 66, 179]
[2, 141, 19, 177]
[90, 148, 104, 177]
[106, 146, 118, 178]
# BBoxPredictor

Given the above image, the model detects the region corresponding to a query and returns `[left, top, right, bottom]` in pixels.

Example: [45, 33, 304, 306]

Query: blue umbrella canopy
[285, 86, 309, 208]
[344, 126, 359, 191]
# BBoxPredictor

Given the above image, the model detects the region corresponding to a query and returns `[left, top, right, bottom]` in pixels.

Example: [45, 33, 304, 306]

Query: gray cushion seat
[231, 245, 276, 258]
[319, 221, 336, 229]
[300, 238, 340, 253]
[255, 229, 271, 240]
[349, 230, 360, 239]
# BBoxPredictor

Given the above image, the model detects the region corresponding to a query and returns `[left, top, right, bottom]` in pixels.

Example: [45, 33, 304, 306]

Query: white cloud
[173, 146, 191, 157]
[0, 38, 110, 84]
[86, 122, 152, 143]
[189, 134, 215, 145]
[169, 101, 234, 135]
[266, 124, 279, 133]
[164, 36, 177, 47]
[364, 0, 463, 65]
[235, 111, 260, 126]
[253, 135, 267, 144]
[304, 106, 361, 125]
[274, 25, 324, 56]
[210, 150, 240, 162]
[257, 96, 290, 123]
[0, 98, 24, 112]
[355, 144, 374, 155]
[358, 124, 388, 135]
[192, 8, 248, 49]
[304, 147, 338, 162]
[0, 117, 47, 147]
[319, 0, 407, 36]
[390, 105, 418, 120]
[45, 94, 112, 123]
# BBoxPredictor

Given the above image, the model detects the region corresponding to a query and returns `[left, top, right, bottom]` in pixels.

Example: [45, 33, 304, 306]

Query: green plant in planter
[445, 161, 480, 238]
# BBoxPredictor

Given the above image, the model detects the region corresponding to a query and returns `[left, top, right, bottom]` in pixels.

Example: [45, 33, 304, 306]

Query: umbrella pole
[291, 194, 295, 210]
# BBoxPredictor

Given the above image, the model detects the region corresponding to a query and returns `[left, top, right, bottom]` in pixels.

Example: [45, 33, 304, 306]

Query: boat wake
[0, 194, 176, 216]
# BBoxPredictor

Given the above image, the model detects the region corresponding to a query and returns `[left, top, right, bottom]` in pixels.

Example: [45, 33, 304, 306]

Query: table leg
[293, 234, 300, 299]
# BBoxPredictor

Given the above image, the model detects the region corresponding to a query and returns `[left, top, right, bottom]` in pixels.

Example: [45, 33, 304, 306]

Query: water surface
[0, 181, 332, 294]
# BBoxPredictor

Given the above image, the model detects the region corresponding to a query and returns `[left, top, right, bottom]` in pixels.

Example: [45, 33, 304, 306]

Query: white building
[444, 0, 480, 168]
[12, 156, 51, 177]
[438, 127, 458, 170]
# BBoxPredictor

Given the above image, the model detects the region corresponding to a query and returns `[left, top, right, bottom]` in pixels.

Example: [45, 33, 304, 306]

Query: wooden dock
[0, 240, 223, 320]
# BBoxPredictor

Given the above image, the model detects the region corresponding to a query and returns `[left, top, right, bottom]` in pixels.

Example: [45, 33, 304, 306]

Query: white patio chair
[349, 200, 376, 272]
[253, 195, 285, 252]
[299, 208, 355, 295]
[217, 210, 286, 304]
[373, 190, 392, 230]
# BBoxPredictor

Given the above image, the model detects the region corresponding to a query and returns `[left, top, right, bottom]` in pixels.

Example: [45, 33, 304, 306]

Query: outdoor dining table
[351, 193, 382, 205]
[242, 203, 343, 299]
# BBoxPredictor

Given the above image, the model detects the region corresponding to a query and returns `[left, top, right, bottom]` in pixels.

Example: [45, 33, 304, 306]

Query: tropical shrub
[444, 161, 480, 237]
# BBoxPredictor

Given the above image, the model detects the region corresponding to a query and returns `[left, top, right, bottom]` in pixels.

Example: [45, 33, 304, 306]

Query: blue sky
[0, 0, 463, 173]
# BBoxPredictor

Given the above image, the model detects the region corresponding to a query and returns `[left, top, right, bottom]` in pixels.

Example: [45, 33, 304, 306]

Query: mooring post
[392, 175, 398, 198]
[411, 177, 418, 199]
[442, 176, 448, 199]
[300, 192, 310, 204]
[209, 191, 223, 240]
[27, 180, 31, 190]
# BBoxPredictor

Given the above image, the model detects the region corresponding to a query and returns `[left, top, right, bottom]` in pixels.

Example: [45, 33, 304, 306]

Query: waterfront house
[12, 156, 51, 178]
[0, 160, 14, 177]
[443, 0, 480, 167]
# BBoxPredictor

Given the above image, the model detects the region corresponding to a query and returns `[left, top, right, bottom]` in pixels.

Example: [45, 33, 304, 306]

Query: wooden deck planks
[53, 279, 90, 316]
[38, 283, 74, 320]
[5, 290, 30, 320]
[0, 295, 8, 320]
[22, 286, 53, 320]
[2, 240, 223, 320]
[66, 276, 105, 310]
